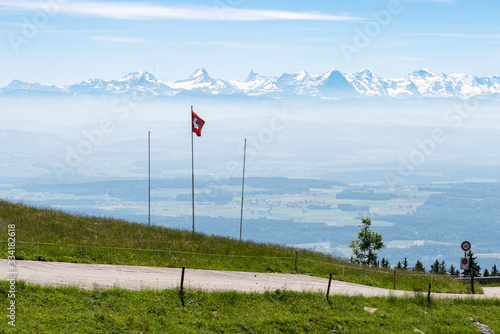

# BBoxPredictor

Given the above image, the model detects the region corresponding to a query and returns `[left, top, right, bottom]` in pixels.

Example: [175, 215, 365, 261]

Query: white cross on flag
[192, 110, 205, 137]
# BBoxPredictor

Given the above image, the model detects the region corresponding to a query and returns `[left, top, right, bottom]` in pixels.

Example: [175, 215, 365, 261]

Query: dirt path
[2, 259, 499, 299]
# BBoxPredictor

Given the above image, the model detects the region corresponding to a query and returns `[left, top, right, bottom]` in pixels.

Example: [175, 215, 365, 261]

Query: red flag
[192, 110, 205, 137]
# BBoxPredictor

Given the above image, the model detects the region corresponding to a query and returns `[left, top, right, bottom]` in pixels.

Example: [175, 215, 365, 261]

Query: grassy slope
[1, 281, 499, 334]
[0, 200, 473, 293]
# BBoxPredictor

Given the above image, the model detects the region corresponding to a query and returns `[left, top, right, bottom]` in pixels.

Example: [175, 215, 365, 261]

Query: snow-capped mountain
[169, 68, 234, 95]
[3, 68, 500, 100]
[345, 69, 389, 97]
[67, 71, 175, 96]
[6, 80, 65, 93]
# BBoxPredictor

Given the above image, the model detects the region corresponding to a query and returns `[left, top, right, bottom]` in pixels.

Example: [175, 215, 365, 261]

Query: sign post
[461, 241, 473, 294]
[460, 257, 469, 270]
[469, 251, 474, 294]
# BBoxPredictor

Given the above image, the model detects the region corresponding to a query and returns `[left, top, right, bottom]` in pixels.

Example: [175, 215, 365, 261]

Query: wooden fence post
[180, 267, 185, 295]
[326, 273, 333, 301]
[393, 267, 396, 290]
[179, 267, 186, 307]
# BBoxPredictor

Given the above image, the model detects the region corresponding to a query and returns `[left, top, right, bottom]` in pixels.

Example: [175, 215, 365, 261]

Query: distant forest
[24, 177, 345, 202]
[336, 189, 399, 201]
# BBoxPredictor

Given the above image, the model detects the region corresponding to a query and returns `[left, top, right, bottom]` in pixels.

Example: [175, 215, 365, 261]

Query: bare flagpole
[239, 138, 247, 241]
[191, 106, 195, 236]
[148, 131, 151, 227]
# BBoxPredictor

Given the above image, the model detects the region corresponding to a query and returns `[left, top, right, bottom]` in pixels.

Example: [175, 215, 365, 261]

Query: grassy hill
[0, 200, 474, 293]
[1, 200, 499, 333]
[1, 281, 499, 334]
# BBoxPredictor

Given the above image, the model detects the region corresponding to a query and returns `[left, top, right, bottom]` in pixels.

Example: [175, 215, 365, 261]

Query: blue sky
[0, 0, 499, 86]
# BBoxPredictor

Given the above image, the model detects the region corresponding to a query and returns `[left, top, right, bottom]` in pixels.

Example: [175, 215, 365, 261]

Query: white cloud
[91, 36, 148, 43]
[0, 1, 358, 21]
[407, 32, 500, 39]
[189, 41, 304, 53]
[1, 22, 30, 27]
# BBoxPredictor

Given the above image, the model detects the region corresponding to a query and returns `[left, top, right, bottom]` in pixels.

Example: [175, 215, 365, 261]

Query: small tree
[439, 261, 447, 275]
[448, 264, 458, 276]
[396, 261, 402, 269]
[402, 257, 409, 270]
[413, 260, 425, 272]
[380, 257, 390, 268]
[492, 264, 499, 276]
[462, 251, 481, 277]
[483, 268, 490, 277]
[349, 217, 384, 266]
[430, 259, 440, 274]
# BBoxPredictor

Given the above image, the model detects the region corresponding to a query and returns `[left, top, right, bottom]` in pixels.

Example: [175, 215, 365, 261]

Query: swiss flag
[192, 110, 205, 137]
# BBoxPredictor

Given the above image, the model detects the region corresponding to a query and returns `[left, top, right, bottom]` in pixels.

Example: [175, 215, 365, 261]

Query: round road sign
[461, 258, 469, 265]
[461, 241, 471, 252]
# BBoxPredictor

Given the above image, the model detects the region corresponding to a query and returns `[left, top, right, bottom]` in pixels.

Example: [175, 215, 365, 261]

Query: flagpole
[239, 138, 247, 241]
[148, 130, 151, 227]
[191, 106, 195, 236]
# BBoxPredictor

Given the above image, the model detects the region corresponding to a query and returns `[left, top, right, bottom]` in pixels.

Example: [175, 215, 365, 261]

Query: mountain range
[3, 68, 500, 100]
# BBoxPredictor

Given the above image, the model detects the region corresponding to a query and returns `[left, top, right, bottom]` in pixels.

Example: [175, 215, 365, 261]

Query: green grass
[1, 281, 498, 333]
[479, 281, 500, 287]
[0, 200, 475, 293]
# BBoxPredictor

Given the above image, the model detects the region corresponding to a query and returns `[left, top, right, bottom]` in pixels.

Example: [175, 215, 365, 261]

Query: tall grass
[0, 281, 498, 334]
[0, 200, 473, 293]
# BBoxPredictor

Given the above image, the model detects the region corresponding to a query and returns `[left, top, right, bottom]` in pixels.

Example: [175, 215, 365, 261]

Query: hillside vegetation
[1, 281, 499, 334]
[0, 200, 473, 293]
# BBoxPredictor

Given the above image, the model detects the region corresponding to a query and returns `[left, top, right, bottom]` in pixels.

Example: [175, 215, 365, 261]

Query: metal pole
[470, 252, 474, 294]
[148, 131, 151, 227]
[191, 106, 195, 236]
[239, 138, 247, 241]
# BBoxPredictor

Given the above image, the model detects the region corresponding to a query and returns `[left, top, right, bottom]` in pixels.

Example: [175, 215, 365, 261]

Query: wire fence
[1, 240, 442, 280]
[1, 240, 295, 259]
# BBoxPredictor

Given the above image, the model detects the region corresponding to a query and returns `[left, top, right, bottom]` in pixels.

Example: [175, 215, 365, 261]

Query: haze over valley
[1, 0, 499, 276]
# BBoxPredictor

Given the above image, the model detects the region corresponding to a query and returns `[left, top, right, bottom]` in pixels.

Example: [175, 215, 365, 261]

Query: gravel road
[2, 259, 499, 299]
